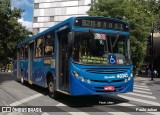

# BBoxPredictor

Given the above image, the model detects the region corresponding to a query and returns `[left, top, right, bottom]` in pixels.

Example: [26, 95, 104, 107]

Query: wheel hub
[49, 82, 53, 92]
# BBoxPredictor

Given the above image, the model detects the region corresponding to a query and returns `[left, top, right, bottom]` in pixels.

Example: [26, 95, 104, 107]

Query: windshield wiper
[112, 34, 119, 48]
[89, 29, 110, 56]
[109, 36, 113, 54]
[107, 34, 119, 54]
[89, 29, 101, 40]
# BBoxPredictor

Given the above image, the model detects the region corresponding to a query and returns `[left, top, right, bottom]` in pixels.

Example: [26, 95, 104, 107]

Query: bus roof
[17, 16, 129, 47]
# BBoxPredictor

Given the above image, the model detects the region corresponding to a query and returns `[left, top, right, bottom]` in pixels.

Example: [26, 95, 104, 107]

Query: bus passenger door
[56, 28, 70, 92]
[28, 42, 34, 84]
[17, 48, 21, 78]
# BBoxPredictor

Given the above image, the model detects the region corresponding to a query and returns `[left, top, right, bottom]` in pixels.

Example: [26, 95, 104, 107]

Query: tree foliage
[0, 0, 32, 64]
[88, 0, 160, 67]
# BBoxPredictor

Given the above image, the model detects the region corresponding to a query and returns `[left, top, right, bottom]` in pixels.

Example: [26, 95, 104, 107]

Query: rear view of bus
[69, 17, 134, 96]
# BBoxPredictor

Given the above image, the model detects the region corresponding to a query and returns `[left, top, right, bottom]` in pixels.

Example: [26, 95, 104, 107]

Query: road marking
[68, 112, 90, 115]
[126, 92, 156, 99]
[134, 82, 147, 85]
[3, 113, 23, 115]
[55, 103, 89, 115]
[134, 86, 150, 91]
[56, 103, 67, 106]
[108, 112, 130, 115]
[147, 112, 160, 115]
[134, 84, 148, 88]
[116, 103, 135, 106]
[9, 93, 43, 106]
[41, 112, 50, 115]
[114, 103, 160, 115]
[2, 100, 9, 106]
[133, 89, 152, 94]
[118, 95, 160, 106]
[94, 105, 131, 115]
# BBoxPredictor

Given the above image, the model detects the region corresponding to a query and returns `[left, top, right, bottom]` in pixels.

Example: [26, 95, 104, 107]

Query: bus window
[44, 33, 54, 56]
[24, 44, 28, 59]
[35, 37, 43, 58]
[20, 46, 24, 59]
[73, 32, 129, 64]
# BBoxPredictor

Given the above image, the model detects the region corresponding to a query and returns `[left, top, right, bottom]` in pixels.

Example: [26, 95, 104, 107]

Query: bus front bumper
[70, 76, 134, 96]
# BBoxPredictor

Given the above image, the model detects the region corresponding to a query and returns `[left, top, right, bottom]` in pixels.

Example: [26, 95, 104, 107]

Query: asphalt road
[0, 72, 160, 115]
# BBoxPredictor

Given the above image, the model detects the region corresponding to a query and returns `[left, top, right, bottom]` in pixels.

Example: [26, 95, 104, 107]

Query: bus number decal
[117, 74, 128, 78]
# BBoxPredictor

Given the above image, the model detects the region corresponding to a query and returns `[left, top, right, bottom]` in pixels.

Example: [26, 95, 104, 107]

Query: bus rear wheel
[48, 77, 58, 99]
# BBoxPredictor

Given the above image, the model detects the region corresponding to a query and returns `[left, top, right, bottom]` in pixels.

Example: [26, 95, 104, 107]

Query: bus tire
[48, 76, 58, 99]
[20, 71, 25, 85]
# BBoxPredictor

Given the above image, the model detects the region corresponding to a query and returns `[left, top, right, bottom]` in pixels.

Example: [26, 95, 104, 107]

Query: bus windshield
[72, 31, 130, 65]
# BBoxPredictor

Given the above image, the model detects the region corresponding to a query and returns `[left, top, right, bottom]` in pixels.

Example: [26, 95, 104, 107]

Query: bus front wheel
[48, 77, 58, 99]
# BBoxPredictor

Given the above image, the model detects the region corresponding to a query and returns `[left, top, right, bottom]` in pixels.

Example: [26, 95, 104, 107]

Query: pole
[151, 21, 154, 80]
[151, 28, 154, 70]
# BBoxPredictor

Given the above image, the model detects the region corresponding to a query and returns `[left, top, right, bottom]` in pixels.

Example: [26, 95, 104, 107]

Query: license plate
[104, 86, 114, 91]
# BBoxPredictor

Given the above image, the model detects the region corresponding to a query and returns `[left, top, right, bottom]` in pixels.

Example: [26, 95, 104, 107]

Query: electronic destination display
[74, 18, 129, 31]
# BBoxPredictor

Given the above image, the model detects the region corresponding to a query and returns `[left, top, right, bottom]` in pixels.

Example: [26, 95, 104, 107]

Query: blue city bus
[14, 16, 134, 98]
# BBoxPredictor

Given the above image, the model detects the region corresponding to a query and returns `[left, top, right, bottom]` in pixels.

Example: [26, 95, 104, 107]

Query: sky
[11, 0, 33, 31]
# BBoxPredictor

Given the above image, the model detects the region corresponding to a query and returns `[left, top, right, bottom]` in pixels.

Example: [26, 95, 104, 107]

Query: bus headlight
[87, 79, 91, 84]
[81, 77, 84, 82]
[130, 73, 133, 77]
[128, 77, 131, 81]
[73, 70, 91, 84]
[73, 71, 79, 78]
[125, 79, 128, 82]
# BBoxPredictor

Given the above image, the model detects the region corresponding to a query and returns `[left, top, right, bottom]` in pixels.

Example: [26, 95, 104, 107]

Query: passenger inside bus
[45, 46, 53, 56]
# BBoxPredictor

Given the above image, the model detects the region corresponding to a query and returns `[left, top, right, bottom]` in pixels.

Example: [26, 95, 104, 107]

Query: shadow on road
[16, 80, 49, 96]
[16, 79, 129, 107]
[55, 94, 129, 107]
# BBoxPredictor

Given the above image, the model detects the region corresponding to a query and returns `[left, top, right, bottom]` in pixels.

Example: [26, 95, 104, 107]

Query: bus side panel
[42, 65, 56, 87]
[13, 60, 17, 77]
[24, 60, 28, 81]
[20, 60, 28, 81]
[32, 58, 55, 88]
[32, 58, 45, 87]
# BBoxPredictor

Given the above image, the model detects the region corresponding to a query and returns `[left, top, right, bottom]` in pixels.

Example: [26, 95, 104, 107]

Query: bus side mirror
[68, 32, 74, 45]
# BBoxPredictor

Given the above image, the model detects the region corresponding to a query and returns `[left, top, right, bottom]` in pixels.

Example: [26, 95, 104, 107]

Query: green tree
[0, 0, 32, 65]
[88, 0, 160, 67]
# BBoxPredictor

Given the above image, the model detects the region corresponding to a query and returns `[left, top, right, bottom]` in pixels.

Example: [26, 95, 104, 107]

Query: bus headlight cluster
[125, 73, 133, 83]
[125, 77, 132, 83]
[73, 71, 79, 78]
[128, 72, 133, 81]
[81, 77, 84, 82]
[87, 79, 91, 84]
[128, 77, 131, 81]
[73, 71, 91, 84]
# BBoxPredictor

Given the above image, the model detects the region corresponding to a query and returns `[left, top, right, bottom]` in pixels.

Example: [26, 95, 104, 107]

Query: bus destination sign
[74, 18, 129, 31]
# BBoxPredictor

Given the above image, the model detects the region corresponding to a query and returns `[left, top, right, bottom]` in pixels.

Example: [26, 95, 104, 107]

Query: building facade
[33, 0, 93, 34]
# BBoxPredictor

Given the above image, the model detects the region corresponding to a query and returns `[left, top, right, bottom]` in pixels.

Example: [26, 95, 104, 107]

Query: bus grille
[91, 79, 125, 83]
[84, 68, 129, 74]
